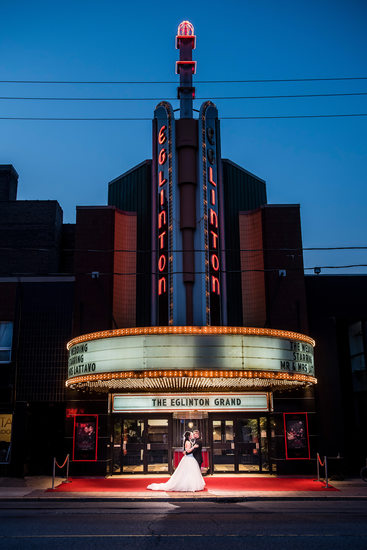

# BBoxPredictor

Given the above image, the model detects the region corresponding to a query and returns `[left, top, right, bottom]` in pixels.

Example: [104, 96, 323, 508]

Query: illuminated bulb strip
[65, 369, 317, 387]
[167, 104, 174, 325]
[67, 377, 314, 392]
[67, 326, 315, 350]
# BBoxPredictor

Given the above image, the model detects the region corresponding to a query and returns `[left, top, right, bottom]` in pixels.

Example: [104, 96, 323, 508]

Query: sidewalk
[1, 475, 367, 501]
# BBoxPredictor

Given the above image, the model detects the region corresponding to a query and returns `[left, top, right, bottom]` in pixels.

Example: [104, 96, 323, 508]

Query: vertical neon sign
[158, 124, 168, 304]
[208, 166, 220, 298]
[199, 101, 224, 326]
[153, 103, 174, 326]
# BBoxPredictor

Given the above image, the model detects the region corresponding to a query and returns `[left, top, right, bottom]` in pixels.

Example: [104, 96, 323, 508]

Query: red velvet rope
[318, 454, 325, 467]
[55, 455, 69, 470]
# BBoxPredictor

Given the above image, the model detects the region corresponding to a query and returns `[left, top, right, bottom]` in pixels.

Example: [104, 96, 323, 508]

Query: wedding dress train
[147, 454, 205, 492]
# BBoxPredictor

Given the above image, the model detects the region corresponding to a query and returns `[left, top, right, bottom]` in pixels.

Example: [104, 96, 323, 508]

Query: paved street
[0, 500, 366, 549]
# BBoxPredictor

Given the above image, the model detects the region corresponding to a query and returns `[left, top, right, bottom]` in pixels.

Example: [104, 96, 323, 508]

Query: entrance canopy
[66, 326, 316, 391]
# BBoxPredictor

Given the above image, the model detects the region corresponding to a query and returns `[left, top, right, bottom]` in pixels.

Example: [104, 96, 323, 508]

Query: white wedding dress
[147, 446, 205, 492]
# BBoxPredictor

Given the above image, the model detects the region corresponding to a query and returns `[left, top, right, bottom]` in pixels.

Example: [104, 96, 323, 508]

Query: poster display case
[73, 415, 98, 462]
[283, 412, 310, 460]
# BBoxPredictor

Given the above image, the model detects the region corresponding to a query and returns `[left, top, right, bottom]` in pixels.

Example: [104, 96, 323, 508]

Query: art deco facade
[1, 23, 366, 478]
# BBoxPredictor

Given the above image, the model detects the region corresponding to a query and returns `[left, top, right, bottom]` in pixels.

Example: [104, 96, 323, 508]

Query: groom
[192, 429, 203, 470]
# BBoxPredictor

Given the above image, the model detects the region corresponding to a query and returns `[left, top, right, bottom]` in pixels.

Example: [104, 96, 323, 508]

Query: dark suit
[192, 438, 203, 467]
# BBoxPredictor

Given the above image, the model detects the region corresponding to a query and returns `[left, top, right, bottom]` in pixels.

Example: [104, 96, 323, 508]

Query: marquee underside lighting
[65, 369, 317, 392]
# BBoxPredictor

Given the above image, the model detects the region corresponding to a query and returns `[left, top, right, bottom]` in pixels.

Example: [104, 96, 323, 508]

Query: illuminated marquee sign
[112, 393, 270, 412]
[153, 102, 175, 325]
[67, 331, 315, 381]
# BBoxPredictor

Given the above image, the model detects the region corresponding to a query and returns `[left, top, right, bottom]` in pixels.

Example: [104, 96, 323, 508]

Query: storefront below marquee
[109, 392, 273, 475]
[66, 327, 316, 476]
[67, 390, 314, 476]
[112, 412, 271, 475]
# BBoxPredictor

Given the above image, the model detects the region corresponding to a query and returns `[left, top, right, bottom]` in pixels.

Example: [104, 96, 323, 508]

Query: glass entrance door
[112, 416, 170, 474]
[147, 418, 169, 473]
[237, 418, 260, 472]
[212, 419, 235, 472]
[210, 415, 270, 473]
[121, 418, 145, 473]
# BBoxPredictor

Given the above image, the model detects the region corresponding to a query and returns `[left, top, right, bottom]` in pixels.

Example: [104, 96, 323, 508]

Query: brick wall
[262, 205, 308, 333]
[73, 207, 115, 335]
[15, 281, 73, 402]
[0, 282, 17, 321]
[73, 206, 137, 336]
[239, 210, 266, 326]
[113, 211, 137, 328]
[0, 201, 63, 275]
[0, 165, 18, 201]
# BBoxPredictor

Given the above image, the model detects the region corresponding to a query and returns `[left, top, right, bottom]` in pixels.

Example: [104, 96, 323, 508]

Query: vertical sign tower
[176, 20, 196, 118]
[196, 100, 227, 326]
[152, 101, 176, 325]
[175, 21, 197, 325]
[152, 21, 227, 327]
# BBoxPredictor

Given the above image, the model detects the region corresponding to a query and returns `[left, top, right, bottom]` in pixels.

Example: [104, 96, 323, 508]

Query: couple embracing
[147, 429, 205, 492]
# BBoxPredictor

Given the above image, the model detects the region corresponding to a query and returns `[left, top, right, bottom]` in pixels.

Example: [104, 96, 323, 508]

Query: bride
[147, 431, 205, 492]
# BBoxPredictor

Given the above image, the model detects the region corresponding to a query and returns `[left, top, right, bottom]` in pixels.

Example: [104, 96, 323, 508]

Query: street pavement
[0, 500, 366, 549]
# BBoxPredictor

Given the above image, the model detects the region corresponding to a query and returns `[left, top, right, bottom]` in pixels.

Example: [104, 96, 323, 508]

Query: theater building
[2, 23, 365, 480]
[65, 21, 317, 476]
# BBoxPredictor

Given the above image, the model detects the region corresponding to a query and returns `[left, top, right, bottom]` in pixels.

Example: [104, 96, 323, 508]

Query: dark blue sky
[1, 0, 366, 273]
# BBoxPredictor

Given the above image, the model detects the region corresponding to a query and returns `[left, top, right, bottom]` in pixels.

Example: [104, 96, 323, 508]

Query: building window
[0, 322, 13, 363]
[348, 321, 366, 373]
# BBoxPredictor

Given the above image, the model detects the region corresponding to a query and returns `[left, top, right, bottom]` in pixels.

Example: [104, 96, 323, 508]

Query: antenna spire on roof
[176, 21, 196, 119]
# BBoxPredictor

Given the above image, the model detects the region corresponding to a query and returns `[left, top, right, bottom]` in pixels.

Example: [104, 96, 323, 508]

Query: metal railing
[315, 452, 329, 488]
[51, 454, 70, 490]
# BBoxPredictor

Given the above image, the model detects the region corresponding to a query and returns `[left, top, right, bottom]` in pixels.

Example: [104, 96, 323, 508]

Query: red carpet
[49, 477, 337, 492]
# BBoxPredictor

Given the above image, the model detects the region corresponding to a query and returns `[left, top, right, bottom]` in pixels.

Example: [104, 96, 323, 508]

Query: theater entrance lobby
[111, 412, 271, 475]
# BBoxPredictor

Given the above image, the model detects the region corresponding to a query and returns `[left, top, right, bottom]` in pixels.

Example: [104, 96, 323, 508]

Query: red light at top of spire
[177, 21, 194, 36]
[176, 20, 196, 49]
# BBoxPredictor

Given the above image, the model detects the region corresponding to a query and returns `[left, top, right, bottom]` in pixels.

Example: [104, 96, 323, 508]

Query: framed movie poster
[0, 414, 12, 464]
[283, 412, 310, 460]
[73, 415, 98, 462]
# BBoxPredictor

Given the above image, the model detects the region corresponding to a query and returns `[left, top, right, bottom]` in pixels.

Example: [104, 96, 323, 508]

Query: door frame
[111, 412, 271, 474]
[112, 413, 173, 475]
[209, 412, 271, 474]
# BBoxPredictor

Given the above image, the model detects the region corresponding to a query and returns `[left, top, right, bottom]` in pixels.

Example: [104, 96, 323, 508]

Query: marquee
[66, 326, 316, 391]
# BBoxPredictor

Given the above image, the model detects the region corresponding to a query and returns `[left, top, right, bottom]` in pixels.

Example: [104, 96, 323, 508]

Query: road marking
[0, 534, 366, 538]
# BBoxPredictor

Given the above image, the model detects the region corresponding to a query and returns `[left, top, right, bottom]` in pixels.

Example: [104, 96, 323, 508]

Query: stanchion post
[324, 456, 329, 488]
[314, 452, 320, 482]
[52, 457, 55, 490]
[317, 452, 320, 481]
[65, 454, 71, 483]
[51, 454, 72, 488]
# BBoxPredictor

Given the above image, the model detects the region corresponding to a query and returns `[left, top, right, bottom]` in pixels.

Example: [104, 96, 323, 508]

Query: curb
[0, 495, 367, 503]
